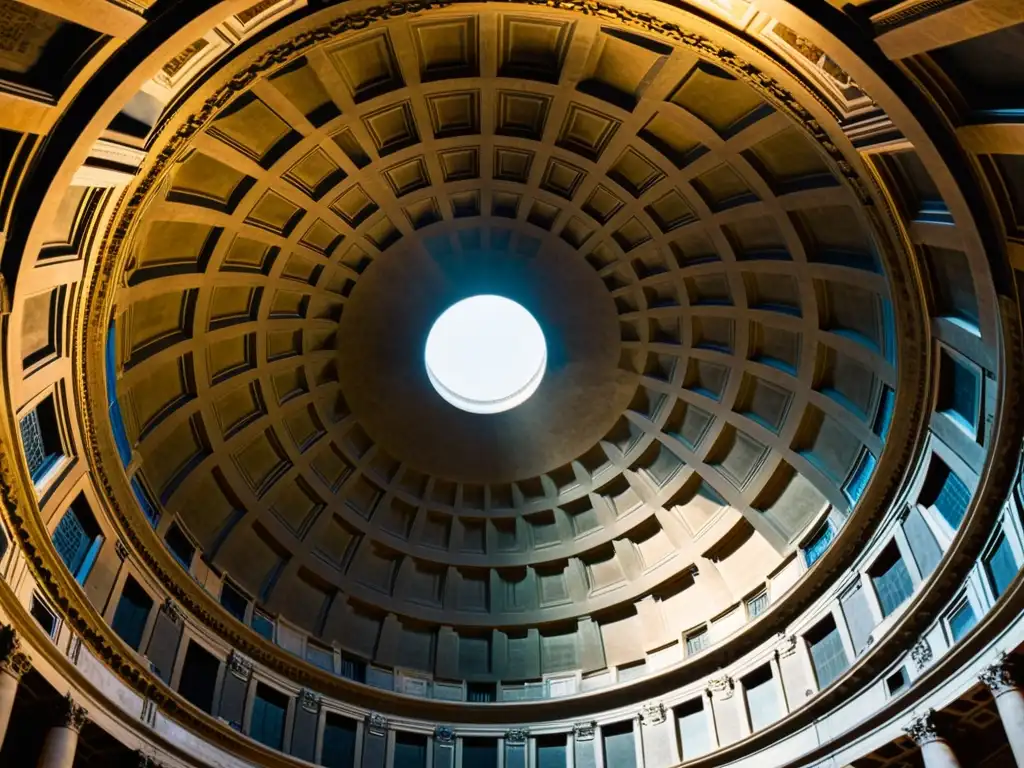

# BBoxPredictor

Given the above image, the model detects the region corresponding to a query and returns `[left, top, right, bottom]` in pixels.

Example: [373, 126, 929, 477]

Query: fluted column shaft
[981, 656, 1024, 767]
[0, 624, 32, 750]
[36, 694, 87, 768]
[36, 726, 79, 768]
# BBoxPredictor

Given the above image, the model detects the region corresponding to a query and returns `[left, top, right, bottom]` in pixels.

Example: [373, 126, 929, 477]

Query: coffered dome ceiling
[94, 1, 907, 680]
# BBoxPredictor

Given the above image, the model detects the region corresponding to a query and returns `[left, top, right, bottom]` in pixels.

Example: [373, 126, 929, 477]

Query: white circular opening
[425, 295, 547, 414]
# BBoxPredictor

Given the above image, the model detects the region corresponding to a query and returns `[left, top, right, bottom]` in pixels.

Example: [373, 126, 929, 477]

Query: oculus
[424, 295, 546, 414]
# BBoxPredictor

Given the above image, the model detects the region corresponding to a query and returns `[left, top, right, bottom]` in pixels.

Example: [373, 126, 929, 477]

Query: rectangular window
[902, 507, 942, 578]
[131, 475, 160, 528]
[685, 627, 709, 656]
[873, 386, 895, 439]
[602, 722, 637, 768]
[920, 459, 970, 531]
[938, 349, 979, 430]
[52, 494, 102, 584]
[252, 610, 274, 641]
[746, 591, 769, 619]
[393, 732, 428, 768]
[462, 737, 498, 768]
[802, 521, 834, 567]
[467, 682, 496, 702]
[164, 522, 195, 570]
[249, 683, 288, 751]
[220, 580, 248, 622]
[948, 598, 976, 643]
[111, 575, 153, 650]
[536, 736, 567, 768]
[339, 652, 365, 683]
[20, 396, 65, 484]
[178, 640, 219, 714]
[870, 543, 914, 617]
[985, 533, 1017, 598]
[321, 714, 357, 768]
[31, 593, 58, 638]
[743, 665, 778, 731]
[305, 642, 333, 672]
[886, 667, 909, 696]
[844, 451, 876, 504]
[806, 615, 849, 688]
[676, 698, 711, 758]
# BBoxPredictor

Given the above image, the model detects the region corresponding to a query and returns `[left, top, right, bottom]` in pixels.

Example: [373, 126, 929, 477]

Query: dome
[0, 1, 1020, 768]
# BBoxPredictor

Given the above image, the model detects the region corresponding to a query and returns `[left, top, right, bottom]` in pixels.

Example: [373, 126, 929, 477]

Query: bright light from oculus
[425, 295, 547, 414]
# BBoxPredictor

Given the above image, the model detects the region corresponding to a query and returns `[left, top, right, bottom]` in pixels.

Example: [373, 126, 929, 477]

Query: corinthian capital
[0, 624, 31, 679]
[903, 709, 941, 746]
[57, 693, 89, 732]
[979, 653, 1017, 695]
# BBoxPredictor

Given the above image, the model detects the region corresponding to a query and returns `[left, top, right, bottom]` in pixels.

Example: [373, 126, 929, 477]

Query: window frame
[51, 493, 104, 585]
[868, 540, 915, 619]
[110, 573, 155, 651]
[944, 591, 978, 644]
[18, 387, 74, 499]
[685, 625, 710, 656]
[982, 528, 1019, 601]
[745, 589, 769, 620]
[935, 344, 982, 440]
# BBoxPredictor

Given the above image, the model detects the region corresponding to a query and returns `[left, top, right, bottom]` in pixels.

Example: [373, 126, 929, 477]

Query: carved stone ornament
[707, 674, 735, 699]
[57, 693, 89, 732]
[505, 727, 529, 745]
[161, 598, 181, 624]
[979, 653, 1017, 695]
[903, 709, 941, 746]
[298, 688, 321, 713]
[366, 712, 388, 736]
[640, 701, 667, 726]
[227, 651, 254, 681]
[115, 540, 130, 561]
[434, 725, 455, 745]
[0, 624, 31, 679]
[910, 638, 933, 671]
[134, 750, 161, 768]
[572, 721, 596, 741]
[776, 634, 798, 658]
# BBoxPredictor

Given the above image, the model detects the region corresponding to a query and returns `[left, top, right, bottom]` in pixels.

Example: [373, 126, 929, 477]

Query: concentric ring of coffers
[62, 0, 944, 719]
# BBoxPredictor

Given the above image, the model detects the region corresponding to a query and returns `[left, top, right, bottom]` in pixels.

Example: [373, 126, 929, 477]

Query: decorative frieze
[904, 709, 941, 746]
[640, 701, 666, 726]
[434, 725, 455, 745]
[979, 653, 1016, 695]
[366, 712, 388, 736]
[505, 727, 529, 745]
[572, 721, 596, 741]
[115, 540, 130, 560]
[910, 638, 932, 671]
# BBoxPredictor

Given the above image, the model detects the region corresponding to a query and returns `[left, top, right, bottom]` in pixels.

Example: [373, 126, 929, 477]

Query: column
[0, 624, 32, 749]
[36, 694, 88, 768]
[980, 655, 1024, 767]
[904, 709, 960, 768]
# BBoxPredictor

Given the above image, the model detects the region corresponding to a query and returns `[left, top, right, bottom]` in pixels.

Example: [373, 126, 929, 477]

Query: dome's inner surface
[1, 0, 1018, 766]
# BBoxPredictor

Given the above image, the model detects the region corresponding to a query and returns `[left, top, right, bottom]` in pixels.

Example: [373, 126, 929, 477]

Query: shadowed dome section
[425, 295, 547, 414]
[98, 3, 900, 690]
